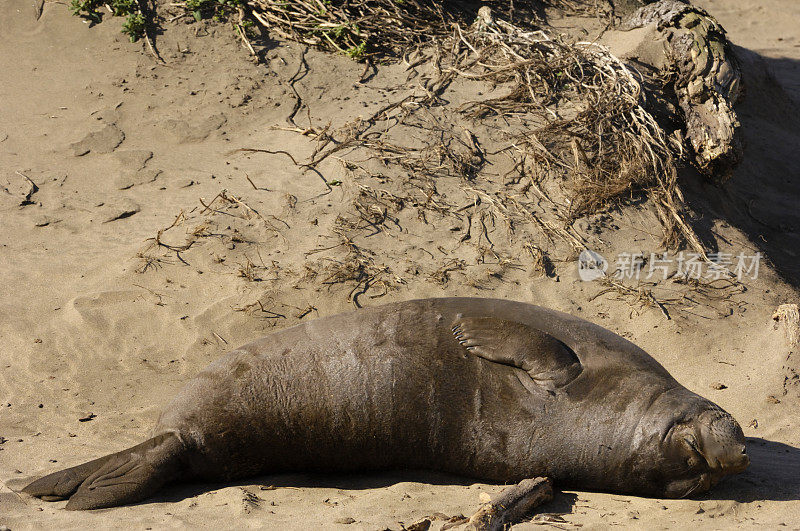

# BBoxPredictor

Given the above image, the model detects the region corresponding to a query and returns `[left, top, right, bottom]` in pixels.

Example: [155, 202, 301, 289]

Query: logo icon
[578, 249, 607, 282]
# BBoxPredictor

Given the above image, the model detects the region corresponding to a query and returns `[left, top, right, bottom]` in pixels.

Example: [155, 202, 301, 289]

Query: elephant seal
[23, 297, 749, 510]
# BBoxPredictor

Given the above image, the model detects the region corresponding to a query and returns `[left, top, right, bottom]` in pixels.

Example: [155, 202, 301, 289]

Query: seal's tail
[22, 431, 186, 510]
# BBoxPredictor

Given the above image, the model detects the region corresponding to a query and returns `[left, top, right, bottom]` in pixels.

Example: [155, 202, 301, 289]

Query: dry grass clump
[131, 2, 735, 318]
[452, 10, 688, 246]
[298, 8, 700, 254]
[244, 0, 611, 59]
[246, 0, 592, 58]
[311, 8, 704, 255]
[305, 233, 397, 302]
[247, 0, 497, 58]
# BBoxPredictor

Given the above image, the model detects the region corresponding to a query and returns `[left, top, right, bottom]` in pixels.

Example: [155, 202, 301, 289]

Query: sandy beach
[1, 0, 799, 528]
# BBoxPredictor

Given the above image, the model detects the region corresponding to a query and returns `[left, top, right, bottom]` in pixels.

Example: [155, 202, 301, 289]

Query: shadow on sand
[681, 47, 800, 288]
[707, 437, 800, 503]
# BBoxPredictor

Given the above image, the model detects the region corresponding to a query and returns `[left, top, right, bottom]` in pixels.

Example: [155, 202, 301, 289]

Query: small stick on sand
[14, 170, 38, 203]
[465, 477, 553, 531]
[137, 0, 165, 64]
[33, 0, 45, 20]
[237, 7, 256, 56]
[244, 172, 259, 190]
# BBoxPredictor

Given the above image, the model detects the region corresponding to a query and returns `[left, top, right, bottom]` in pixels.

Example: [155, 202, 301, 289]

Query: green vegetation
[185, 0, 246, 22]
[70, 0, 145, 42]
[346, 41, 367, 59]
[68, 0, 248, 43]
[248, 0, 480, 60]
[121, 12, 145, 41]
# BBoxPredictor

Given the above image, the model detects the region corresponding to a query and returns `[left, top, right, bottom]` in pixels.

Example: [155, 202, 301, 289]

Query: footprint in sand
[70, 124, 125, 156]
[99, 198, 140, 223]
[158, 113, 227, 144]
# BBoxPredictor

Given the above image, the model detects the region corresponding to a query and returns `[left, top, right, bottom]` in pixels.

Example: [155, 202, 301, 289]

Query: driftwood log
[773, 303, 800, 400]
[773, 304, 800, 347]
[465, 477, 554, 531]
[620, 0, 742, 181]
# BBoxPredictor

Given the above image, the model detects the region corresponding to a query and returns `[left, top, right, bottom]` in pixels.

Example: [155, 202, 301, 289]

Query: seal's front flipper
[23, 431, 186, 510]
[452, 316, 582, 390]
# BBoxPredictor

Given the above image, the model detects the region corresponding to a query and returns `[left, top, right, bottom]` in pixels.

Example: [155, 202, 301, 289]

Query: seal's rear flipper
[23, 432, 186, 510]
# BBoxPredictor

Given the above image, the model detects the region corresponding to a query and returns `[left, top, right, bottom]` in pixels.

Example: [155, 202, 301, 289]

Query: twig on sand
[590, 277, 672, 319]
[132, 283, 165, 306]
[237, 7, 256, 56]
[205, 189, 289, 243]
[230, 148, 301, 166]
[244, 172, 259, 190]
[229, 147, 333, 193]
[33, 0, 45, 20]
[137, 0, 165, 64]
[286, 48, 309, 128]
[466, 477, 554, 531]
[14, 170, 38, 204]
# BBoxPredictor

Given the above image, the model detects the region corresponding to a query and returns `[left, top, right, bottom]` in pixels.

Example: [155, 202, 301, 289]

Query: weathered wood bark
[773, 304, 800, 347]
[611, 0, 649, 18]
[465, 477, 554, 531]
[773, 303, 800, 400]
[621, 0, 742, 181]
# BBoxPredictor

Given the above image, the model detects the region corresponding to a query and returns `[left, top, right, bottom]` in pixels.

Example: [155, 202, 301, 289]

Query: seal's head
[661, 406, 749, 497]
[625, 388, 749, 498]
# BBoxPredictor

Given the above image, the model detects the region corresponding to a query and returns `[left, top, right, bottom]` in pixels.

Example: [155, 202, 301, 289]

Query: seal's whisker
[681, 479, 704, 499]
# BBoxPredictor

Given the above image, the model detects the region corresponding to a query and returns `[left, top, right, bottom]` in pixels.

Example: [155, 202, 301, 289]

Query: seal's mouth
[706, 446, 750, 474]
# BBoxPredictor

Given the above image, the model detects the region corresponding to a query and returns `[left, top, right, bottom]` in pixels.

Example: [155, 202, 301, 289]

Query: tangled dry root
[299, 7, 702, 253]
[245, 1, 617, 58]
[246, 0, 504, 58]
[460, 8, 680, 221]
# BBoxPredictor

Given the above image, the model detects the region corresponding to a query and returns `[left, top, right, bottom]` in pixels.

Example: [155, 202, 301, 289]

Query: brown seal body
[23, 298, 749, 509]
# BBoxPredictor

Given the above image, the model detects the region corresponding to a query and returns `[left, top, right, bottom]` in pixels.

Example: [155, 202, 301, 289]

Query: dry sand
[1, 0, 799, 528]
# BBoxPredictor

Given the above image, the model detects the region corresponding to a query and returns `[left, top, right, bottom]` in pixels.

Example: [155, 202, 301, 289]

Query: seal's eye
[684, 434, 700, 453]
[682, 434, 706, 469]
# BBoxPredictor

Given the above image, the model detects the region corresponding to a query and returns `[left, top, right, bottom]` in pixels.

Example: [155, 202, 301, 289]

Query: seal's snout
[697, 409, 749, 474]
[724, 442, 749, 472]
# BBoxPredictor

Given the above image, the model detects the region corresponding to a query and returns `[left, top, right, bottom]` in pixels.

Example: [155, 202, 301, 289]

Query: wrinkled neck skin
[532, 375, 679, 495]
